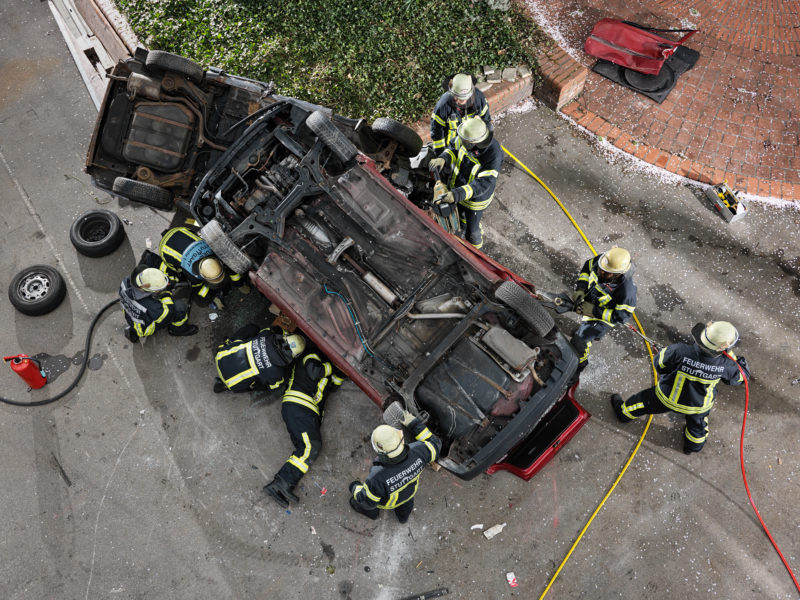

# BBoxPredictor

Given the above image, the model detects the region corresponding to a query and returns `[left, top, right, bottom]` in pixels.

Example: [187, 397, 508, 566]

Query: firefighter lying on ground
[611, 321, 750, 454]
[349, 402, 441, 524]
[570, 247, 637, 377]
[430, 73, 492, 155]
[263, 349, 345, 508]
[428, 116, 503, 249]
[118, 266, 198, 343]
[212, 323, 305, 393]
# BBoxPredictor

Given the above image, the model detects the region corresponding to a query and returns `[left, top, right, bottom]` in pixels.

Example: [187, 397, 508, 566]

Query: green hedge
[117, 0, 544, 123]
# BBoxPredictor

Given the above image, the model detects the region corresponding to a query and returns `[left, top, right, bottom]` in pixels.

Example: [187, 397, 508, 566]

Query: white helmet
[693, 321, 739, 353]
[598, 247, 631, 274]
[456, 116, 492, 150]
[135, 267, 169, 292]
[449, 73, 474, 102]
[371, 424, 405, 459]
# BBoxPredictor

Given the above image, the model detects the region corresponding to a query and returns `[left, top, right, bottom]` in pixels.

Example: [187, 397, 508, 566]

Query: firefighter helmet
[198, 257, 224, 285]
[449, 73, 474, 102]
[598, 247, 631, 274]
[371, 424, 405, 459]
[457, 116, 492, 150]
[283, 332, 306, 358]
[134, 267, 169, 292]
[692, 321, 739, 353]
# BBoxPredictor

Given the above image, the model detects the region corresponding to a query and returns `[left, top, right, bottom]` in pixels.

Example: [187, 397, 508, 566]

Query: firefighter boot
[213, 377, 226, 393]
[610, 393, 632, 423]
[123, 326, 139, 344]
[168, 324, 199, 337]
[264, 475, 299, 508]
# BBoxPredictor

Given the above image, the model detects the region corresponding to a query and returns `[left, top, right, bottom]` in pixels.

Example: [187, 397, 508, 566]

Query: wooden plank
[72, 0, 131, 64]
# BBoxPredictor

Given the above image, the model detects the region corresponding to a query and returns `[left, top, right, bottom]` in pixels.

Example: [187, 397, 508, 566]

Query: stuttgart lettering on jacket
[251, 336, 273, 371]
[679, 356, 725, 377]
[386, 457, 424, 492]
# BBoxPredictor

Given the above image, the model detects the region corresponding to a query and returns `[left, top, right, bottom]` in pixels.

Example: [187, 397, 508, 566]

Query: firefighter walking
[213, 323, 305, 393]
[349, 402, 441, 524]
[263, 350, 344, 507]
[570, 247, 637, 375]
[611, 321, 750, 454]
[428, 116, 503, 249]
[118, 266, 198, 343]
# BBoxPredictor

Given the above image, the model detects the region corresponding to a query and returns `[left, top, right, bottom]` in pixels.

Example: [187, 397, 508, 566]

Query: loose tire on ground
[112, 177, 174, 211]
[145, 50, 204, 83]
[494, 280, 555, 337]
[70, 209, 126, 257]
[305, 110, 358, 163]
[8, 265, 67, 316]
[199, 219, 252, 274]
[371, 117, 423, 157]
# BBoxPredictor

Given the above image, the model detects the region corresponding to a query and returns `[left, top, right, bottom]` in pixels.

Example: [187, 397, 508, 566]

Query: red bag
[584, 18, 698, 76]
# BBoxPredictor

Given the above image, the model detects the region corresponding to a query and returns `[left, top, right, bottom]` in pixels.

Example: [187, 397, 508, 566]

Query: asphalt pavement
[1, 2, 799, 599]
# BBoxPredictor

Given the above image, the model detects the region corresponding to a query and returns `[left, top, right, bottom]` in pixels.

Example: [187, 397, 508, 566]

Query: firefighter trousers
[571, 320, 611, 365]
[615, 386, 710, 453]
[349, 497, 414, 524]
[458, 205, 485, 249]
[275, 401, 323, 488]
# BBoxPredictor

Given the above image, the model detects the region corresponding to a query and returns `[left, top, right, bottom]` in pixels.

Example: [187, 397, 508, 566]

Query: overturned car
[86, 48, 588, 480]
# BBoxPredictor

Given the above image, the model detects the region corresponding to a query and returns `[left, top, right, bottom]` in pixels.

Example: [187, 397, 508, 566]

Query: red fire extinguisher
[4, 354, 47, 389]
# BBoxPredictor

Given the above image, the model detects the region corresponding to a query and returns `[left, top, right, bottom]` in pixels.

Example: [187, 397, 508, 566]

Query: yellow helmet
[135, 267, 169, 292]
[371, 424, 405, 458]
[693, 321, 739, 352]
[198, 257, 224, 285]
[598, 247, 631, 274]
[283, 332, 306, 358]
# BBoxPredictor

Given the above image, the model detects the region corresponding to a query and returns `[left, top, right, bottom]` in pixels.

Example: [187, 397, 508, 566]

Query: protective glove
[400, 410, 416, 427]
[433, 180, 448, 201]
[429, 157, 446, 172]
[572, 290, 586, 306]
[578, 301, 594, 316]
[736, 356, 750, 378]
[238, 284, 251, 295]
[438, 191, 456, 205]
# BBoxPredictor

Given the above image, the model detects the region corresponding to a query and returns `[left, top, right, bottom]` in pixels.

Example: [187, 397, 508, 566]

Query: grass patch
[116, 0, 544, 123]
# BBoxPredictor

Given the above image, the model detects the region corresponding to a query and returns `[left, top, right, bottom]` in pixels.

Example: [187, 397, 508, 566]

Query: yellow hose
[500, 144, 659, 599]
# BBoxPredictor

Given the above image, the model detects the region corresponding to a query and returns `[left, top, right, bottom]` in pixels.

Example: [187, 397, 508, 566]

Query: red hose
[727, 353, 800, 594]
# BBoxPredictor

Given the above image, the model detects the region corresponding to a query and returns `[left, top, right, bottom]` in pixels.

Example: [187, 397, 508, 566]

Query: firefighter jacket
[158, 227, 242, 299]
[430, 89, 491, 153]
[214, 328, 292, 392]
[118, 277, 188, 337]
[351, 418, 441, 510]
[653, 343, 746, 414]
[282, 353, 345, 417]
[575, 256, 637, 326]
[440, 137, 503, 212]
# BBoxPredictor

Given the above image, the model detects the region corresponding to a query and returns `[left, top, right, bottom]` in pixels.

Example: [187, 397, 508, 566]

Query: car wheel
[199, 219, 252, 274]
[494, 281, 555, 337]
[145, 50, 204, 83]
[69, 209, 126, 257]
[371, 117, 423, 157]
[305, 111, 358, 163]
[112, 177, 174, 211]
[8, 265, 67, 316]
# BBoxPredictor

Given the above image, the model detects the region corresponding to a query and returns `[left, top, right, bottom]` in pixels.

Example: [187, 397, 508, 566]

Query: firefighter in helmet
[213, 324, 305, 393]
[428, 116, 503, 249]
[348, 402, 441, 524]
[118, 266, 198, 343]
[430, 73, 492, 155]
[611, 321, 750, 454]
[263, 349, 345, 507]
[570, 247, 637, 375]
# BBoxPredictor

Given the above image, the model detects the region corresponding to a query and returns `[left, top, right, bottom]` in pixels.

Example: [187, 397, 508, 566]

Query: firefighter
[570, 247, 637, 375]
[611, 321, 750, 454]
[157, 226, 245, 306]
[348, 404, 441, 524]
[212, 323, 304, 393]
[430, 73, 492, 155]
[428, 116, 502, 249]
[263, 350, 345, 507]
[118, 266, 198, 343]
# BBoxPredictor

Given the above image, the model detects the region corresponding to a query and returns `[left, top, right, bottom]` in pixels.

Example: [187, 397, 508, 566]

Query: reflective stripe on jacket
[576, 256, 637, 326]
[281, 353, 344, 416]
[430, 89, 490, 152]
[214, 329, 289, 392]
[441, 138, 503, 211]
[654, 343, 745, 414]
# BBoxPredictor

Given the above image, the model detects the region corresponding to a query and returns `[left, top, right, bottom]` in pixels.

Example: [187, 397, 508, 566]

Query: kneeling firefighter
[349, 402, 441, 524]
[213, 324, 305, 393]
[428, 116, 503, 249]
[263, 350, 345, 507]
[118, 266, 198, 343]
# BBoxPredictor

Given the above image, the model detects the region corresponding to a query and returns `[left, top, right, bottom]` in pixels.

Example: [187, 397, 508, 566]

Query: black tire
[199, 219, 252, 274]
[494, 281, 555, 337]
[8, 265, 67, 316]
[70, 209, 126, 257]
[112, 177, 174, 211]
[371, 117, 423, 157]
[305, 110, 358, 163]
[145, 50, 204, 83]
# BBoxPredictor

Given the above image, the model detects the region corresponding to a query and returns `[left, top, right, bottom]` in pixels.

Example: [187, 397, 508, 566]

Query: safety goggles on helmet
[457, 117, 493, 150]
[449, 73, 474, 103]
